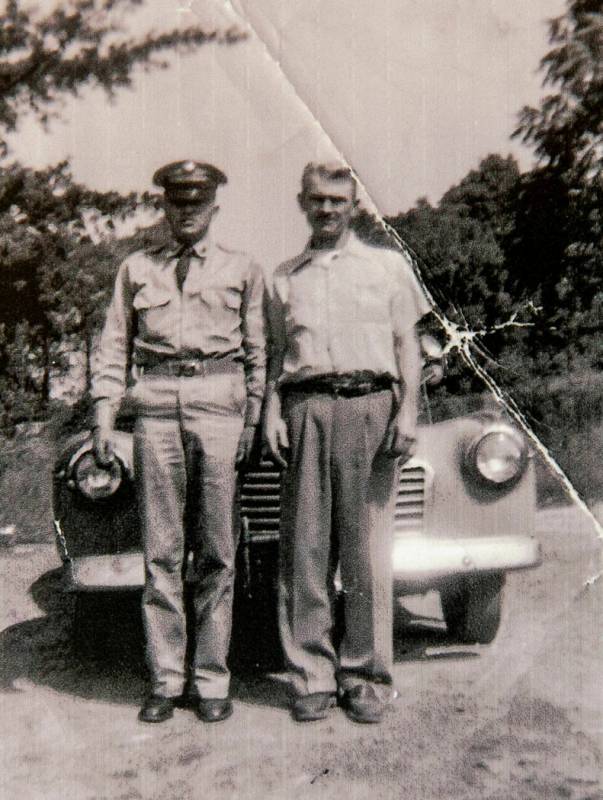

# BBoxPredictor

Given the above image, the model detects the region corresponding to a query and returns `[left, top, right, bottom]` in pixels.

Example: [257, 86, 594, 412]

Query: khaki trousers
[131, 366, 245, 699]
[279, 389, 398, 697]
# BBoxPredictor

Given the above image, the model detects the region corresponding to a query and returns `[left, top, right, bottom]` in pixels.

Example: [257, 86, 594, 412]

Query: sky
[8, 0, 566, 270]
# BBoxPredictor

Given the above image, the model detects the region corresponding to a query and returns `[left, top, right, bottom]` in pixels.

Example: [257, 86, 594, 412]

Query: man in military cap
[91, 160, 266, 723]
[264, 162, 429, 724]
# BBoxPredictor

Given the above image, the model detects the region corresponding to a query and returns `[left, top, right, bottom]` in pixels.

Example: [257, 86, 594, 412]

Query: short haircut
[300, 162, 357, 198]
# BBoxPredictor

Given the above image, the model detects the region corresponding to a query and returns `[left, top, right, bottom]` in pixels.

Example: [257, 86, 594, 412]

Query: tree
[39, 208, 168, 390]
[510, 0, 602, 374]
[0, 0, 244, 155]
[509, 3, 603, 498]
[439, 155, 519, 233]
[0, 161, 149, 412]
[514, 0, 602, 181]
[387, 156, 531, 391]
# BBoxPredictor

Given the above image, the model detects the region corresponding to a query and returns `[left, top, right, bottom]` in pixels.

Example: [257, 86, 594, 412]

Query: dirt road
[1, 506, 601, 800]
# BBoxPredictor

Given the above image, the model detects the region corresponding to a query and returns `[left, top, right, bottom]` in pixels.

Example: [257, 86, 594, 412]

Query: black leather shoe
[195, 697, 233, 723]
[292, 692, 336, 722]
[138, 695, 175, 723]
[338, 684, 384, 724]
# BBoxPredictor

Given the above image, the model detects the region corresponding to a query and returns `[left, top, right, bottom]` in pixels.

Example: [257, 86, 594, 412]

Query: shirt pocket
[133, 285, 172, 341]
[193, 286, 242, 314]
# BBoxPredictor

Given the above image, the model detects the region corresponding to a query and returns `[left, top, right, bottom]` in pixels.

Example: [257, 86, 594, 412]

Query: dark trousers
[279, 389, 398, 697]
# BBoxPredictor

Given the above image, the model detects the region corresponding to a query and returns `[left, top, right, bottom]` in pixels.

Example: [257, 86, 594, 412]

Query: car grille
[239, 460, 282, 542]
[240, 459, 429, 541]
[394, 462, 427, 533]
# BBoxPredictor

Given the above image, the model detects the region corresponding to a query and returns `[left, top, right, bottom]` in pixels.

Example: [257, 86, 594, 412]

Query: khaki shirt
[91, 237, 266, 426]
[268, 231, 430, 384]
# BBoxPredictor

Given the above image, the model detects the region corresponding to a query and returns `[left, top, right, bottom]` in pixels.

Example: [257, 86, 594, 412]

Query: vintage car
[52, 343, 541, 657]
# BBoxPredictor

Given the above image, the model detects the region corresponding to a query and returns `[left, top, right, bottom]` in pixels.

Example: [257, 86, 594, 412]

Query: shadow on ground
[393, 606, 480, 662]
[0, 569, 145, 705]
[0, 569, 479, 709]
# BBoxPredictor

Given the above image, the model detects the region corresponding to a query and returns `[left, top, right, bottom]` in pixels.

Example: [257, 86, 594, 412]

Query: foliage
[0, 320, 47, 425]
[0, 427, 54, 543]
[0, 160, 146, 425]
[42, 214, 168, 382]
[386, 155, 535, 393]
[509, 0, 602, 374]
[515, 370, 603, 503]
[0, 161, 138, 327]
[514, 0, 602, 181]
[0, 0, 245, 155]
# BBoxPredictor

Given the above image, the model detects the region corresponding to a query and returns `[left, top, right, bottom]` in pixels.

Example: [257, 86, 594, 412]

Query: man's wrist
[264, 392, 282, 419]
[92, 399, 117, 431]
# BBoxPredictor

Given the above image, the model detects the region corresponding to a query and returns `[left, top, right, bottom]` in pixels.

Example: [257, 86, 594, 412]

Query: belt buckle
[179, 361, 198, 378]
[340, 378, 356, 396]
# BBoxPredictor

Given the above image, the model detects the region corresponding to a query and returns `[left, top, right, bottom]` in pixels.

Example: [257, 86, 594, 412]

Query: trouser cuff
[193, 677, 230, 699]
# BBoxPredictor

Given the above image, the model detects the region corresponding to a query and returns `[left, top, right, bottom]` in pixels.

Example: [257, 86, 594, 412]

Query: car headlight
[73, 452, 123, 500]
[465, 426, 528, 487]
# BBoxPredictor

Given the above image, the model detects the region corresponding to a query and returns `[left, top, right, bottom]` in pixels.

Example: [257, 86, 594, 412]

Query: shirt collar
[160, 234, 213, 264]
[335, 229, 368, 259]
[285, 251, 313, 276]
[190, 238, 210, 259]
[299, 229, 366, 267]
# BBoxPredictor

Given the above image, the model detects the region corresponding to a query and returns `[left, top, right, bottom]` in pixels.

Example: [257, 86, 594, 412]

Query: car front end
[53, 403, 541, 646]
[392, 411, 541, 590]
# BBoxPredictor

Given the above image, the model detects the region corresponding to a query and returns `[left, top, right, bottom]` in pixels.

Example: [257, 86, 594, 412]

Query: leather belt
[281, 372, 393, 398]
[136, 357, 239, 378]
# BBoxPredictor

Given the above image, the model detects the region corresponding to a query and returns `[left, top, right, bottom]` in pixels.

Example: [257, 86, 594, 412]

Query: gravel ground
[0, 504, 601, 800]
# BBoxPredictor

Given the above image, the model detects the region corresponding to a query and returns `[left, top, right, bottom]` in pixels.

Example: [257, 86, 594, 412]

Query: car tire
[73, 593, 105, 660]
[230, 541, 283, 672]
[73, 591, 143, 662]
[440, 573, 505, 645]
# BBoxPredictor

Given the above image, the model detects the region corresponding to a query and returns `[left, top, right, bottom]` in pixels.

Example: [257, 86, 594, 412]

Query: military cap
[153, 160, 227, 203]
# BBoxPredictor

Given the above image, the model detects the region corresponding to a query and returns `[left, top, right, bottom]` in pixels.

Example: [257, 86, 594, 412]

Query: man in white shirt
[264, 162, 429, 723]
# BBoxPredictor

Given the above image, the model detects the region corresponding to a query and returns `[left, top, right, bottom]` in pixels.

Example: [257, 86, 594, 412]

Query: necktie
[175, 246, 193, 292]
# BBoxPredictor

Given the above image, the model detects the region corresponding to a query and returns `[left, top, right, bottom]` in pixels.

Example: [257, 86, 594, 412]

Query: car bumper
[64, 553, 145, 591]
[392, 534, 542, 588]
[63, 535, 541, 592]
